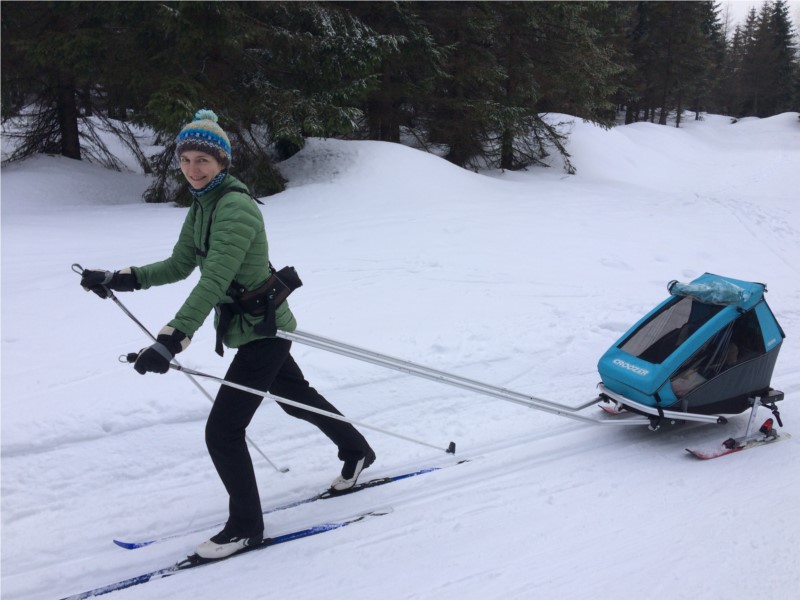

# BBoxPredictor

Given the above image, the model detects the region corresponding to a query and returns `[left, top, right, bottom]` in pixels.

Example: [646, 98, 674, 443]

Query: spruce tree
[492, 1, 621, 171]
[342, 1, 444, 144]
[757, 0, 798, 116]
[2, 2, 397, 202]
[137, 1, 397, 202]
[622, 1, 723, 126]
[418, 1, 504, 168]
[738, 6, 769, 116]
[1, 1, 142, 167]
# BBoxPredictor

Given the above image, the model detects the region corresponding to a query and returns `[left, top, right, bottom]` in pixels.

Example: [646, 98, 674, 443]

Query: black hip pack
[215, 265, 303, 356]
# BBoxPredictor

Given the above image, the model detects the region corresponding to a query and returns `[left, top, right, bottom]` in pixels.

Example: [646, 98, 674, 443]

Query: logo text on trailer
[613, 358, 650, 376]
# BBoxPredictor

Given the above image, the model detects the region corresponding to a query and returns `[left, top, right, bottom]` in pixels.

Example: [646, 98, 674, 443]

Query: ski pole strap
[149, 342, 174, 362]
[196, 186, 263, 258]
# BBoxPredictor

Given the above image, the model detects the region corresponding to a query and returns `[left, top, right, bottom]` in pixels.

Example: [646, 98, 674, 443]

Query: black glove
[133, 327, 190, 375]
[80, 268, 139, 299]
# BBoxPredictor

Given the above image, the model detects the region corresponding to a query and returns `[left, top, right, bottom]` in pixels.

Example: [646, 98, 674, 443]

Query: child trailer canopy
[596, 273, 785, 426]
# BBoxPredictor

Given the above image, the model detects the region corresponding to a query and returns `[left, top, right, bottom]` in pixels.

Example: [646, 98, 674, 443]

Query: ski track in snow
[2, 112, 800, 600]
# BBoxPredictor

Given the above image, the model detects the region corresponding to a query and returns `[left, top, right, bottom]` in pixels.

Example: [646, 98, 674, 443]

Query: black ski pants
[205, 336, 371, 537]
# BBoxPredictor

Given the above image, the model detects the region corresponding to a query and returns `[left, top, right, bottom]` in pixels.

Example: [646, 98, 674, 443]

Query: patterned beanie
[175, 109, 231, 167]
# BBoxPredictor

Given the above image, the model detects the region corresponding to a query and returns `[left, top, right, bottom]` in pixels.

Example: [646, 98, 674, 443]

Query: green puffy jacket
[132, 174, 297, 349]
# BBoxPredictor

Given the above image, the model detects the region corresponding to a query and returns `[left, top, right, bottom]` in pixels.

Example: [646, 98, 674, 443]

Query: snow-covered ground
[2, 112, 799, 600]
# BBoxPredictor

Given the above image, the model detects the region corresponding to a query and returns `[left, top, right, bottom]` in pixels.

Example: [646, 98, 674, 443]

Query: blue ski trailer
[597, 273, 785, 422]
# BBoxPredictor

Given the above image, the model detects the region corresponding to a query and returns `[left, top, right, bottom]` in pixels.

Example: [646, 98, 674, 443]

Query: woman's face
[179, 150, 224, 189]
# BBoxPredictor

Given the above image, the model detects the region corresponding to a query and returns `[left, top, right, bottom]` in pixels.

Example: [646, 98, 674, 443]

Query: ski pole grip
[124, 352, 138, 363]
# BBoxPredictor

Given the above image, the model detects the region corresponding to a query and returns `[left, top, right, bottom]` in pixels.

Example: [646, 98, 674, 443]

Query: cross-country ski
[114, 460, 469, 550]
[60, 510, 391, 600]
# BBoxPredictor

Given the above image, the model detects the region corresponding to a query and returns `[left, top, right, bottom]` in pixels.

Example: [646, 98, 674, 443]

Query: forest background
[2, 0, 798, 203]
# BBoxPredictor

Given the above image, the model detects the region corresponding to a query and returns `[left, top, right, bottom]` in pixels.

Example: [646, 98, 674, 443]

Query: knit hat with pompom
[175, 109, 231, 167]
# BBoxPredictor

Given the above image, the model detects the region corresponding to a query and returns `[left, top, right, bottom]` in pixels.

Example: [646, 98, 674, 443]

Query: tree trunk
[500, 128, 514, 170]
[658, 101, 669, 125]
[56, 73, 81, 160]
[366, 62, 402, 143]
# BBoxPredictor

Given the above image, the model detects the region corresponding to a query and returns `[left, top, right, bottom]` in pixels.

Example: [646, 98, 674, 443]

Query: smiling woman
[179, 151, 225, 190]
[174, 110, 232, 195]
[77, 108, 377, 562]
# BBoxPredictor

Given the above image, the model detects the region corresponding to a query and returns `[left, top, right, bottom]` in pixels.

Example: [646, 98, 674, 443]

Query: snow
[2, 112, 799, 600]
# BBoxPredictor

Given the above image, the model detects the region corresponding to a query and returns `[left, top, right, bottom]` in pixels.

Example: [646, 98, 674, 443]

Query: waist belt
[214, 266, 302, 356]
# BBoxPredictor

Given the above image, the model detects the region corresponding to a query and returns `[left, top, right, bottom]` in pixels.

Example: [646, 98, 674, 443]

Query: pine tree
[624, 1, 664, 123]
[343, 2, 444, 143]
[417, 1, 504, 168]
[621, 1, 724, 126]
[719, 24, 747, 117]
[2, 2, 397, 202]
[1, 1, 144, 167]
[733, 8, 762, 116]
[137, 1, 397, 202]
[396, 2, 624, 171]
[757, 0, 798, 115]
[687, 1, 726, 122]
[731, 4, 795, 117]
[697, 1, 796, 119]
[492, 1, 621, 171]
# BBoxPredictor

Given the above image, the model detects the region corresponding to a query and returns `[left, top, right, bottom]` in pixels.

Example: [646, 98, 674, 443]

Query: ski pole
[120, 353, 457, 455]
[72, 263, 289, 474]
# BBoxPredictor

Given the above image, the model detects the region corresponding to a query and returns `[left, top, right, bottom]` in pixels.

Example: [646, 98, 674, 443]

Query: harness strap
[197, 184, 296, 356]
[196, 186, 263, 258]
[214, 304, 236, 357]
[254, 293, 278, 339]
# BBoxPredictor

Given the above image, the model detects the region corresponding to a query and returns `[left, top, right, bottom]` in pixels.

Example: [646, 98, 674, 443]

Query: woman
[80, 109, 375, 559]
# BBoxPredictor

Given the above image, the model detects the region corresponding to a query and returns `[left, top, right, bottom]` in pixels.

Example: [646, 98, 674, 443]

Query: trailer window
[669, 308, 769, 399]
[671, 324, 734, 397]
[620, 296, 724, 364]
